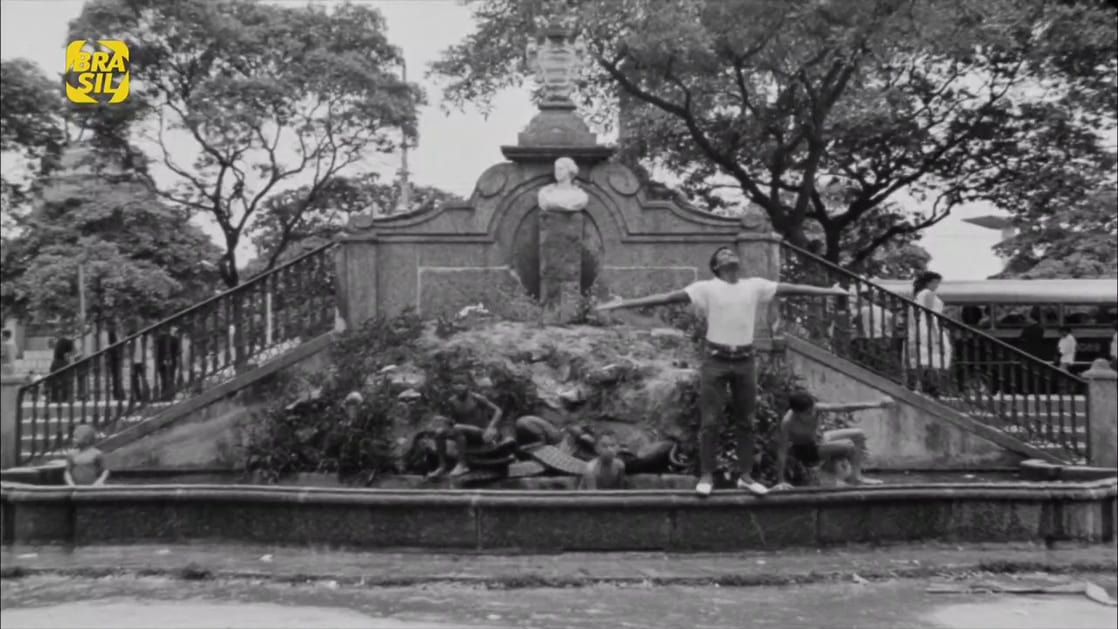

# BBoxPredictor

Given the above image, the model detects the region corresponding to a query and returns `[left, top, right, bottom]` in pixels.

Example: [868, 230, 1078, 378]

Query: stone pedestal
[539, 210, 584, 324]
[335, 233, 378, 328]
[1084, 359, 1117, 468]
[516, 103, 598, 148]
[735, 208, 783, 352]
[2, 375, 24, 469]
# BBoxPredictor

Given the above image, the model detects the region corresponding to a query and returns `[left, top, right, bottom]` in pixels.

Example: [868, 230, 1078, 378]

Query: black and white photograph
[1, 0, 1116, 627]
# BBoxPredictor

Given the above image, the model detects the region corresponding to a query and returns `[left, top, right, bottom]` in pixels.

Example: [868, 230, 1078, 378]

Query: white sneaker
[737, 478, 769, 496]
[694, 480, 713, 496]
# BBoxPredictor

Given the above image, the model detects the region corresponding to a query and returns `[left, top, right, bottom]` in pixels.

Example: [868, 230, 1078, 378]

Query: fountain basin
[3, 478, 1114, 552]
[0, 466, 1045, 489]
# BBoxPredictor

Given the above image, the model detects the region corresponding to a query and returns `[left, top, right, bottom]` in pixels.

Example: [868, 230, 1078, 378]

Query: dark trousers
[130, 362, 149, 402]
[158, 362, 177, 400]
[697, 353, 757, 477]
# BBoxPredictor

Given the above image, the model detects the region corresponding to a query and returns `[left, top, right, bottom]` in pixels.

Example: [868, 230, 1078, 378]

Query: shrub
[245, 303, 850, 486]
[245, 311, 426, 483]
[243, 386, 404, 484]
[329, 308, 427, 392]
[245, 309, 541, 483]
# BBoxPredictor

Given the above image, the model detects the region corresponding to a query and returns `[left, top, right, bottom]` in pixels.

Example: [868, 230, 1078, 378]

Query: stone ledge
[500, 145, 616, 163]
[3, 480, 1114, 551]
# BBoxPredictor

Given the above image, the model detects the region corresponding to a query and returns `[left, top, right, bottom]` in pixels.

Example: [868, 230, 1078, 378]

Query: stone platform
[2, 479, 1115, 552]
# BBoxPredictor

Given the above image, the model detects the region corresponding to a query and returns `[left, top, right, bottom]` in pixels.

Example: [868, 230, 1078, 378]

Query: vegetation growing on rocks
[245, 307, 851, 485]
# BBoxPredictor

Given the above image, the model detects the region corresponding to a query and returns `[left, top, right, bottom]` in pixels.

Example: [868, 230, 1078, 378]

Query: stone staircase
[17, 400, 174, 461]
[9, 244, 338, 467]
[779, 242, 1091, 465]
[939, 394, 1089, 460]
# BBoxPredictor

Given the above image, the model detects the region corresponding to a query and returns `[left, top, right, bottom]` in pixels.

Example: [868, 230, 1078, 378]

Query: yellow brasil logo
[65, 40, 130, 104]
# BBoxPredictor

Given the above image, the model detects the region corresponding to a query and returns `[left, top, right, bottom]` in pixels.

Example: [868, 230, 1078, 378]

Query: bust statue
[537, 157, 588, 213]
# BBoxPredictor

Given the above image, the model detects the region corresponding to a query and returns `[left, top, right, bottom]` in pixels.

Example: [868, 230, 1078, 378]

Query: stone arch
[510, 207, 604, 299]
[495, 177, 614, 300]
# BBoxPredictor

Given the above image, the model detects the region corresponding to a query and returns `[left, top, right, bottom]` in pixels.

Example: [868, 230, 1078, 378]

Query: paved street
[2, 542, 1115, 586]
[2, 543, 1116, 628]
[2, 573, 1116, 629]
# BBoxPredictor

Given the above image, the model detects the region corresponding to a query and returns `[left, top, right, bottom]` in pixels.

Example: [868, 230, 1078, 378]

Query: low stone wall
[3, 480, 1113, 551]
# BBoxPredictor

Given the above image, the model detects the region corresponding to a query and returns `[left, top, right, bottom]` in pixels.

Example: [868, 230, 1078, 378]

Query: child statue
[65, 425, 110, 487]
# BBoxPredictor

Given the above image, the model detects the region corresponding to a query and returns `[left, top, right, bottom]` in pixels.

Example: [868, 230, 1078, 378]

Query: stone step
[19, 411, 148, 430]
[19, 401, 172, 421]
[19, 416, 147, 443]
[939, 395, 1087, 410]
[1000, 424, 1088, 436]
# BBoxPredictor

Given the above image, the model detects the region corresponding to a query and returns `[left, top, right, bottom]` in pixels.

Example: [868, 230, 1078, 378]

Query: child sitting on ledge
[65, 424, 109, 487]
[579, 431, 626, 490]
[772, 390, 892, 491]
[426, 374, 504, 479]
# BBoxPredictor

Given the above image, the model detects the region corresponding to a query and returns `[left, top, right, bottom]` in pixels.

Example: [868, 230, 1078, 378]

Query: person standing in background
[155, 325, 182, 401]
[1057, 326, 1077, 372]
[1110, 324, 1116, 370]
[1, 329, 19, 375]
[48, 336, 76, 402]
[130, 333, 150, 403]
[906, 272, 951, 396]
[1019, 316, 1046, 358]
[852, 292, 896, 374]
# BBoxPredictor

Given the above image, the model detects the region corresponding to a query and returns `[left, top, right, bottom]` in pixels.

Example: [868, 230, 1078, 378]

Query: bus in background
[875, 279, 1117, 374]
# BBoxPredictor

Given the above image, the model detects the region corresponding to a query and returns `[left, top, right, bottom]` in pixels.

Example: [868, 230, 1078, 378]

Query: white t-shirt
[684, 277, 779, 347]
[1058, 334, 1077, 365]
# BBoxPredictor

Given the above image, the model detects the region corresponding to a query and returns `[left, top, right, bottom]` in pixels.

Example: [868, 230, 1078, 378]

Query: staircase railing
[15, 243, 339, 465]
[778, 241, 1089, 463]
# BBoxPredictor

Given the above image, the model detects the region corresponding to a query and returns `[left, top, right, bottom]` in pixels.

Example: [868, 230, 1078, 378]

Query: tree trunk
[823, 227, 843, 266]
[220, 252, 240, 288]
[773, 212, 811, 250]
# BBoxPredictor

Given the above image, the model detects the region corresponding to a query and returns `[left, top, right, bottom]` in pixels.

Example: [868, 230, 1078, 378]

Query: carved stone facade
[335, 153, 781, 327]
[335, 11, 782, 329]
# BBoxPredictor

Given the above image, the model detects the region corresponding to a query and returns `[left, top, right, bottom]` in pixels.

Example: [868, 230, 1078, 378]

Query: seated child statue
[578, 431, 626, 490]
[65, 424, 110, 487]
[773, 390, 892, 490]
[427, 375, 505, 479]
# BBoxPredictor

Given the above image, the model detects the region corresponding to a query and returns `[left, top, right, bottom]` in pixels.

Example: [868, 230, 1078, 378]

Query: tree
[243, 174, 465, 275]
[432, 0, 1116, 266]
[1, 147, 222, 340]
[0, 58, 67, 228]
[69, 0, 422, 286]
[996, 188, 1118, 279]
[801, 216, 931, 280]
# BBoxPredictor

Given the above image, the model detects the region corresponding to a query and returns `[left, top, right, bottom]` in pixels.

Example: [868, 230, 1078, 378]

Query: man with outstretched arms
[596, 246, 846, 497]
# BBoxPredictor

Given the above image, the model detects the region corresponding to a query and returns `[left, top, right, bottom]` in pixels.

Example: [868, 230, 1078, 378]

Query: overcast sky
[1, 0, 1010, 280]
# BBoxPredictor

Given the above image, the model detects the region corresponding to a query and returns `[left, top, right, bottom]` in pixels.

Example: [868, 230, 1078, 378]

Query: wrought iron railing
[15, 243, 339, 465]
[778, 242, 1089, 463]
